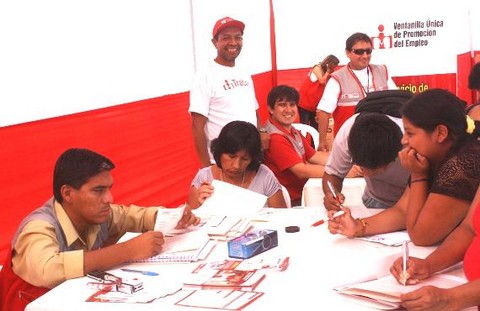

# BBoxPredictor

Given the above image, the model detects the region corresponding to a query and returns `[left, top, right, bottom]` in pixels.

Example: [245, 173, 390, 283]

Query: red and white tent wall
[0, 0, 479, 262]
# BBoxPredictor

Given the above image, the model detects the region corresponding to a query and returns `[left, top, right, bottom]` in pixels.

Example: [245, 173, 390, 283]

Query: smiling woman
[329, 89, 480, 246]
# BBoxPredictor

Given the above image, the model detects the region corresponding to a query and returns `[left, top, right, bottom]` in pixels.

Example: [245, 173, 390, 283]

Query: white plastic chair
[292, 123, 319, 149]
[281, 185, 292, 208]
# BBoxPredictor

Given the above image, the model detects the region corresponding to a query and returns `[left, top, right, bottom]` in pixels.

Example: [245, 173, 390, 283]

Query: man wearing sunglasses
[315, 32, 397, 151]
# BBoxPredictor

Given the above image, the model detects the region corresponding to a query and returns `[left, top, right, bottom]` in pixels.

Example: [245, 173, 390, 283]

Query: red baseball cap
[212, 17, 245, 38]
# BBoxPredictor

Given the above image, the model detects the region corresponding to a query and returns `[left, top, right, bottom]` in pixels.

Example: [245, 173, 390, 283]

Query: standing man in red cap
[189, 17, 268, 168]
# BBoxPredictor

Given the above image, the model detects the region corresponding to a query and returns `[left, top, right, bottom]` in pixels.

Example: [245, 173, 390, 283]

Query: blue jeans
[362, 193, 390, 209]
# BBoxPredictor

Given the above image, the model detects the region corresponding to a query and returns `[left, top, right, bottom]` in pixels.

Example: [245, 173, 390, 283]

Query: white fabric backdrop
[0, 0, 477, 127]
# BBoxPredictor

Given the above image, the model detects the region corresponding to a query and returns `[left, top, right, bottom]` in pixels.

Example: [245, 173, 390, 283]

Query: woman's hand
[390, 256, 431, 286]
[400, 286, 453, 311]
[197, 181, 214, 205]
[327, 207, 359, 237]
[398, 146, 430, 177]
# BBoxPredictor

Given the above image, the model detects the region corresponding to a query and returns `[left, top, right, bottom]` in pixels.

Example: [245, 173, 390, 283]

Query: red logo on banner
[371, 24, 392, 49]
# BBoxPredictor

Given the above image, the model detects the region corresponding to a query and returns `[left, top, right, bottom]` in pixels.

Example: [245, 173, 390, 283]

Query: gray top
[325, 113, 409, 207]
[191, 164, 282, 207]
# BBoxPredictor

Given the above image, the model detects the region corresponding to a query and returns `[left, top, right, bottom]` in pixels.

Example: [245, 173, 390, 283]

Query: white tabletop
[25, 202, 462, 311]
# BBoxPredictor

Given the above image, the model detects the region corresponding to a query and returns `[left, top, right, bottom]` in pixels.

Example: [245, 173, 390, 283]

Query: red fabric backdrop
[0, 72, 273, 263]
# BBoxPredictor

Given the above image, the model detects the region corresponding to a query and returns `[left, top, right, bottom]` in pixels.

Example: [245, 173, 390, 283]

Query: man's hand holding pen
[324, 180, 346, 211]
[323, 192, 346, 211]
[325, 180, 359, 237]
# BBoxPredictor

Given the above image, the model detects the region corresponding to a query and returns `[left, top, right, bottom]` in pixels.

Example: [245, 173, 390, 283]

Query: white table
[302, 177, 367, 208]
[26, 203, 465, 311]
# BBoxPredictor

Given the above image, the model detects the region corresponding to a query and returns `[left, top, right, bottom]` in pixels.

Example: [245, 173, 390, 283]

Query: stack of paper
[119, 229, 216, 263]
[196, 180, 267, 217]
[183, 265, 266, 292]
[202, 215, 252, 240]
[175, 289, 264, 311]
[335, 273, 466, 310]
[195, 180, 267, 240]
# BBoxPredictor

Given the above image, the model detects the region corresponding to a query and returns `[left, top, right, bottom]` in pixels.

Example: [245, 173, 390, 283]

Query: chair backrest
[281, 185, 292, 208]
[292, 123, 319, 149]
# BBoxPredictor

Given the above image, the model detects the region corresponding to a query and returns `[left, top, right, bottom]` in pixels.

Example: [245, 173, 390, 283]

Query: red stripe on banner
[276, 68, 310, 91]
[0, 73, 273, 263]
[0, 92, 198, 263]
[393, 73, 456, 95]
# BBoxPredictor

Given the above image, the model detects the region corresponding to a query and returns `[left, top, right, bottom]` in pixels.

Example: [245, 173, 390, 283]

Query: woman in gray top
[188, 121, 287, 208]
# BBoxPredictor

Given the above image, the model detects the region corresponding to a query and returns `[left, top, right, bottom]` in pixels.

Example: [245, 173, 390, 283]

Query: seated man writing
[0, 148, 198, 310]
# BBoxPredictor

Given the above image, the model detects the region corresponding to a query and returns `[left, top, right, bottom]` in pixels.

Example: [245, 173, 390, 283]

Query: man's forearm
[191, 115, 211, 167]
[193, 136, 211, 167]
[316, 110, 330, 147]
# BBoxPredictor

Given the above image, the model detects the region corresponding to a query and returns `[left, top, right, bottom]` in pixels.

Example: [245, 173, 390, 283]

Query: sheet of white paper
[196, 180, 267, 217]
[176, 289, 263, 310]
[162, 229, 210, 253]
[356, 230, 410, 246]
[117, 230, 213, 262]
[337, 272, 466, 304]
[154, 204, 185, 233]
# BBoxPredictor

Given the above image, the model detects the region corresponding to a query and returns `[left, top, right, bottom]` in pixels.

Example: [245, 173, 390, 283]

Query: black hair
[400, 89, 477, 145]
[267, 85, 299, 110]
[53, 148, 115, 203]
[348, 113, 403, 169]
[468, 62, 480, 90]
[211, 121, 263, 171]
[346, 32, 372, 51]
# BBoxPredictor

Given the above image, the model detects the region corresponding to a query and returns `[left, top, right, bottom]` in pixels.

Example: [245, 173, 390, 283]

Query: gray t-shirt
[191, 164, 282, 207]
[325, 113, 409, 208]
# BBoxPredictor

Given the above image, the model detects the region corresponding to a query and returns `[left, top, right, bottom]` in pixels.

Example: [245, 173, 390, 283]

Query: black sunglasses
[351, 48, 373, 55]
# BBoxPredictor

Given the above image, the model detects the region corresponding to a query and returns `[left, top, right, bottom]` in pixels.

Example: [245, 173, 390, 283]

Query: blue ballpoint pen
[120, 268, 159, 276]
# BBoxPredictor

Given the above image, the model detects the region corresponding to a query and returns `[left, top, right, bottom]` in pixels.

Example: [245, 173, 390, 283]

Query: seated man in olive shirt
[0, 148, 198, 310]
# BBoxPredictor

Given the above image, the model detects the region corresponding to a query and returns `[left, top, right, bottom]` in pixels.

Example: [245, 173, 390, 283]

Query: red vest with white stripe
[330, 64, 389, 134]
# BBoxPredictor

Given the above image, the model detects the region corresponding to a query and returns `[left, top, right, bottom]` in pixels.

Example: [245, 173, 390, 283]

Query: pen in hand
[120, 268, 159, 276]
[327, 180, 344, 208]
[401, 240, 409, 286]
[311, 210, 345, 227]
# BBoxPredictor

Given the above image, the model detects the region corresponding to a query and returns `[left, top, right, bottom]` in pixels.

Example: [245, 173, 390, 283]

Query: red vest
[0, 249, 49, 311]
[330, 64, 389, 134]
